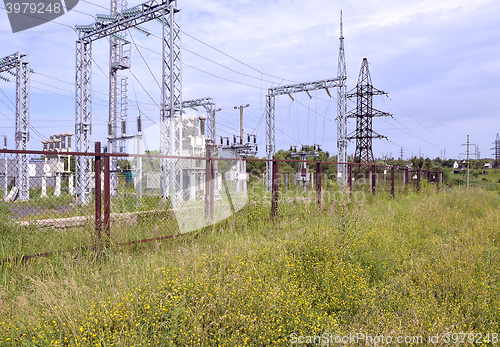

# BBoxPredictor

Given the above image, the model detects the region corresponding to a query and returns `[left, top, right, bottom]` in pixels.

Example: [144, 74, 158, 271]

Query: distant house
[484, 163, 493, 169]
[453, 161, 459, 169]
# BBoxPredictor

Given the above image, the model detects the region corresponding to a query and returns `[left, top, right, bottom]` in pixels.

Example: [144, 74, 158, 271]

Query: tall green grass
[0, 187, 499, 345]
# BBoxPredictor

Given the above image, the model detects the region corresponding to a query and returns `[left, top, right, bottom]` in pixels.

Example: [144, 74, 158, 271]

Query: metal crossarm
[75, 0, 176, 43]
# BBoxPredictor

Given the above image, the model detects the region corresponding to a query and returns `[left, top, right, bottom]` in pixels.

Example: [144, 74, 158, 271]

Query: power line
[182, 30, 296, 84]
[127, 30, 162, 90]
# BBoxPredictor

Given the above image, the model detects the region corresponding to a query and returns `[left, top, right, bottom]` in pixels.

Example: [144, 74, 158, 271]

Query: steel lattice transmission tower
[0, 52, 30, 200]
[492, 133, 500, 167]
[74, 0, 180, 204]
[347, 58, 391, 174]
[336, 11, 348, 187]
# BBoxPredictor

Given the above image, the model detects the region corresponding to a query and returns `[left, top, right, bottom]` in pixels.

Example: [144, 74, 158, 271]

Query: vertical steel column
[161, 4, 183, 204]
[391, 166, 395, 198]
[404, 168, 409, 186]
[15, 53, 30, 200]
[75, 39, 92, 204]
[265, 93, 275, 192]
[271, 157, 279, 219]
[337, 11, 348, 188]
[104, 154, 110, 247]
[108, 0, 118, 197]
[316, 163, 322, 206]
[94, 142, 102, 243]
[371, 165, 376, 195]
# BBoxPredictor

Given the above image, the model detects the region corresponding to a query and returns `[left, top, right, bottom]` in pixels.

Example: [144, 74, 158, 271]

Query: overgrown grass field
[0, 185, 499, 345]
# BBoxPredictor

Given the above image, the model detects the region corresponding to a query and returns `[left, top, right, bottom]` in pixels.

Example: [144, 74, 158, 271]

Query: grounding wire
[128, 69, 161, 111]
[127, 29, 162, 91]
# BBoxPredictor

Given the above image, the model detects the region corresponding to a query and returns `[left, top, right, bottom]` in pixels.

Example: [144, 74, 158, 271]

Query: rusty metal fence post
[210, 155, 214, 219]
[316, 163, 322, 206]
[94, 142, 102, 244]
[348, 163, 352, 193]
[371, 165, 376, 195]
[205, 150, 212, 219]
[391, 166, 395, 198]
[271, 156, 279, 219]
[104, 152, 110, 247]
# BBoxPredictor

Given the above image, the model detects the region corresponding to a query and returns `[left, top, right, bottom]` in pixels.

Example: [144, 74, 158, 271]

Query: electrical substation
[0, 0, 401, 205]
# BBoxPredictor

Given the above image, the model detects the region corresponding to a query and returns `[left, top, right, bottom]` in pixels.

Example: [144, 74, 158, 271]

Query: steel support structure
[0, 52, 30, 200]
[108, 0, 131, 196]
[337, 11, 348, 188]
[347, 58, 391, 176]
[266, 78, 341, 191]
[492, 133, 500, 167]
[182, 97, 218, 139]
[160, 3, 182, 203]
[119, 76, 129, 153]
[74, 0, 177, 204]
[75, 40, 93, 203]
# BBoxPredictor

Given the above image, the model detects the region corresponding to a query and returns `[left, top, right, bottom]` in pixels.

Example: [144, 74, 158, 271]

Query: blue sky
[0, 0, 499, 160]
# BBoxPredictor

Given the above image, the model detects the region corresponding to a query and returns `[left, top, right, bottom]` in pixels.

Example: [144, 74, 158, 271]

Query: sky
[0, 0, 499, 161]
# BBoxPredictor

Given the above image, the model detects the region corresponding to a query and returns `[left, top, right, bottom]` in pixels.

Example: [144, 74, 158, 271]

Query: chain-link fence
[0, 147, 442, 261]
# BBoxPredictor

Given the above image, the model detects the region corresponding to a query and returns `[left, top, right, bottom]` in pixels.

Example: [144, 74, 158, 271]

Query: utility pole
[461, 135, 475, 189]
[234, 104, 249, 142]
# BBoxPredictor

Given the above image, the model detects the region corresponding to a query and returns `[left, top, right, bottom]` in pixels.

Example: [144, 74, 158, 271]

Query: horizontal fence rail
[0, 147, 443, 262]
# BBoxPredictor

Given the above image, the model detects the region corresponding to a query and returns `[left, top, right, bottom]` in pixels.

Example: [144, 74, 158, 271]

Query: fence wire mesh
[0, 148, 442, 261]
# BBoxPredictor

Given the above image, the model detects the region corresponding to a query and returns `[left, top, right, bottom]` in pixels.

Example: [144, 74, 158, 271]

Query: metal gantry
[0, 52, 30, 200]
[266, 78, 341, 190]
[74, 0, 179, 203]
[182, 97, 220, 140]
[337, 11, 348, 188]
